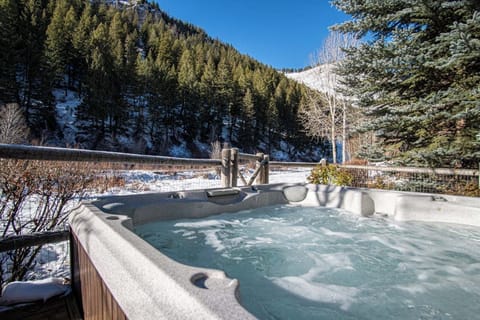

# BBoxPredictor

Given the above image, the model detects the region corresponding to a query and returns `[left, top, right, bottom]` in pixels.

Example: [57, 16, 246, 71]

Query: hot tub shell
[69, 183, 480, 319]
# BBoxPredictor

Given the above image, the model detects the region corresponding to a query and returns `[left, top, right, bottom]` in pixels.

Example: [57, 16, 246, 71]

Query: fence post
[255, 152, 265, 185]
[319, 158, 327, 167]
[221, 148, 232, 188]
[231, 148, 239, 187]
[262, 154, 270, 185]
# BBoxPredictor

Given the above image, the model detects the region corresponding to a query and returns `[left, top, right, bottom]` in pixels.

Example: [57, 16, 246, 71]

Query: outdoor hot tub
[69, 184, 480, 319]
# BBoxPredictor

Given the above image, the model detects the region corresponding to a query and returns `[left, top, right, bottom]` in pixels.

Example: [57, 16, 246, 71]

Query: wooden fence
[0, 144, 271, 188]
[0, 143, 220, 166]
[0, 230, 69, 252]
[1, 143, 478, 191]
[337, 164, 479, 195]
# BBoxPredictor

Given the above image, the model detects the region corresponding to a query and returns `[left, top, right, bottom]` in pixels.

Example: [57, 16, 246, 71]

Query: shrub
[307, 164, 353, 186]
[367, 175, 395, 190]
[0, 159, 124, 287]
[441, 180, 480, 197]
[343, 158, 368, 165]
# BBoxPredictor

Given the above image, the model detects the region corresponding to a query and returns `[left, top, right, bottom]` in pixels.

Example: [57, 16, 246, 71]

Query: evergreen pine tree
[332, 0, 480, 168]
[45, 0, 77, 91]
[238, 87, 255, 152]
[20, 0, 56, 133]
[72, 2, 94, 95]
[0, 0, 21, 105]
[215, 55, 234, 142]
[199, 54, 218, 141]
[177, 47, 200, 141]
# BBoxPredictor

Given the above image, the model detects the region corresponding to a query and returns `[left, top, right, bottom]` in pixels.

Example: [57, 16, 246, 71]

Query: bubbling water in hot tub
[135, 205, 480, 320]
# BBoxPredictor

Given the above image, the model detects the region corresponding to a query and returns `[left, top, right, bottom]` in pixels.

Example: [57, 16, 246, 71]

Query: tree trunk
[342, 102, 347, 163]
[331, 122, 337, 164]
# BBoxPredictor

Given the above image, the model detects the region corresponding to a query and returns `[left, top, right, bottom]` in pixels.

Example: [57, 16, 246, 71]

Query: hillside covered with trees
[0, 0, 321, 159]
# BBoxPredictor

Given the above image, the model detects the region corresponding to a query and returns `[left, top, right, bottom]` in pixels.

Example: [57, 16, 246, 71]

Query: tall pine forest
[0, 0, 319, 159]
[333, 0, 480, 168]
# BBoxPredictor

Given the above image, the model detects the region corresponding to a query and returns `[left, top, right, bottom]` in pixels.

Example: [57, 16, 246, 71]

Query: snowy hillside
[285, 64, 337, 94]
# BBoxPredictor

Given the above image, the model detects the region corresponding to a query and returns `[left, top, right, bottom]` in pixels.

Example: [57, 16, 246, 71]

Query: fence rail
[271, 161, 478, 175]
[238, 152, 260, 161]
[340, 164, 477, 176]
[270, 161, 319, 168]
[0, 230, 70, 252]
[0, 143, 221, 167]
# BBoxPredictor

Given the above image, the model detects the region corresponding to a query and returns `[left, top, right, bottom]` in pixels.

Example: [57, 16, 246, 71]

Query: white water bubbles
[136, 205, 480, 320]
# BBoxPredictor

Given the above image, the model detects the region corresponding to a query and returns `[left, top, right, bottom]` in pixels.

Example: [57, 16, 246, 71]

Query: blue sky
[155, 0, 349, 69]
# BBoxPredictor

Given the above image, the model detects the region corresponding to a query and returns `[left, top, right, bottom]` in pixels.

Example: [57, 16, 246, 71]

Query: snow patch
[169, 142, 192, 158]
[53, 89, 82, 145]
[285, 64, 337, 94]
[270, 150, 290, 161]
[0, 278, 69, 306]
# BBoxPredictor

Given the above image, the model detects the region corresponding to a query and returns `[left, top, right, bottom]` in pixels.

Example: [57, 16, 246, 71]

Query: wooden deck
[0, 291, 82, 320]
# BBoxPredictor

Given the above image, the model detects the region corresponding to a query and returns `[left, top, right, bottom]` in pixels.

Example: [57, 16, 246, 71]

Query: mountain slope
[1, 0, 327, 161]
[285, 64, 337, 94]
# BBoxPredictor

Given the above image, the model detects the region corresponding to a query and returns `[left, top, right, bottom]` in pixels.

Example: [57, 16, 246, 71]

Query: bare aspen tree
[0, 103, 29, 144]
[300, 89, 338, 142]
[209, 140, 222, 160]
[301, 31, 357, 163]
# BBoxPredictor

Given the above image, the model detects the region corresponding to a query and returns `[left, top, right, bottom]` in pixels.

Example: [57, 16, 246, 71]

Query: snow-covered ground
[113, 167, 311, 194]
[53, 89, 81, 145]
[285, 64, 336, 93]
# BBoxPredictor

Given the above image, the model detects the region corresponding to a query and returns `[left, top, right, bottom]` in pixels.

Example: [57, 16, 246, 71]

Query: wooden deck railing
[0, 143, 220, 166]
[1, 143, 478, 190]
[0, 230, 70, 252]
[0, 144, 270, 188]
